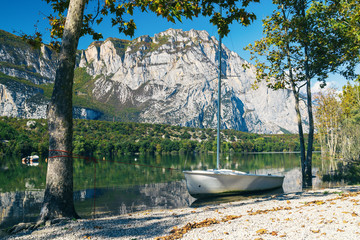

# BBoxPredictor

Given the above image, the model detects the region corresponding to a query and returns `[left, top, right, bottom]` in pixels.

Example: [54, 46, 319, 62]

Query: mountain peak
[75, 28, 308, 134]
[0, 28, 309, 134]
[153, 28, 212, 43]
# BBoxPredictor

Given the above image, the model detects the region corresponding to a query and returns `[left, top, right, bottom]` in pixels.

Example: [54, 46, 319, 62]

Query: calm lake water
[0, 152, 346, 229]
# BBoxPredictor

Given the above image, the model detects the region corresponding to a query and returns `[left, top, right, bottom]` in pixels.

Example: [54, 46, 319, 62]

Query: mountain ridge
[0, 28, 308, 134]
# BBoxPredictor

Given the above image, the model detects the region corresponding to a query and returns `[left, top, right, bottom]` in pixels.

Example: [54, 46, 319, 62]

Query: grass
[0, 30, 30, 50]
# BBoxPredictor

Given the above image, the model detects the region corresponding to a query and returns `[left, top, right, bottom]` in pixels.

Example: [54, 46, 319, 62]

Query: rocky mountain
[0, 30, 102, 120]
[0, 29, 308, 134]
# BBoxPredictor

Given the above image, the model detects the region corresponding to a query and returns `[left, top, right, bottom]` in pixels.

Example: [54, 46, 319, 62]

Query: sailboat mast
[216, 6, 222, 170]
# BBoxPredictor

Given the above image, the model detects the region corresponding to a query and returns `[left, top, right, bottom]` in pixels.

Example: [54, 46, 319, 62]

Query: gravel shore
[3, 186, 360, 240]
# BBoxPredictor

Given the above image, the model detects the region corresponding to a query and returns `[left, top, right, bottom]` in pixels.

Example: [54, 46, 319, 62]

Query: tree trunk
[299, 0, 313, 188]
[290, 79, 307, 186]
[305, 75, 314, 187]
[39, 0, 85, 222]
[281, 3, 307, 189]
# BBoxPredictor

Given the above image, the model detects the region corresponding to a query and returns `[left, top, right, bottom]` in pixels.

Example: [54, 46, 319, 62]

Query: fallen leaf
[256, 229, 268, 235]
[337, 229, 345, 232]
[170, 226, 178, 233]
[221, 215, 241, 222]
[280, 234, 286, 237]
[224, 232, 229, 235]
[270, 231, 278, 236]
[208, 230, 215, 233]
[311, 229, 320, 233]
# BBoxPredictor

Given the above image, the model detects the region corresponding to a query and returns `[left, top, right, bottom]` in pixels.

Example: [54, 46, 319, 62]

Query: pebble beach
[2, 186, 360, 240]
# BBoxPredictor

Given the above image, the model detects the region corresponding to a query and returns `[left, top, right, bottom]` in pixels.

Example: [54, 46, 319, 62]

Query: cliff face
[0, 30, 56, 84]
[0, 30, 102, 120]
[0, 29, 308, 133]
[78, 28, 308, 133]
[0, 78, 47, 118]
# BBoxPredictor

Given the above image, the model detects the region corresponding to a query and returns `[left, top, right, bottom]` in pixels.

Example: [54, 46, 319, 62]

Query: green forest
[0, 116, 317, 158]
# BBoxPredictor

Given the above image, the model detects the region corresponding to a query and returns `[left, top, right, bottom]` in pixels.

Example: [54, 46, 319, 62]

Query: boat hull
[22, 155, 39, 166]
[183, 169, 284, 198]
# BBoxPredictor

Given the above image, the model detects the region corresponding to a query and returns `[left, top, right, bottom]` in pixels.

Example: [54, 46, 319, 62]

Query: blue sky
[0, 0, 355, 90]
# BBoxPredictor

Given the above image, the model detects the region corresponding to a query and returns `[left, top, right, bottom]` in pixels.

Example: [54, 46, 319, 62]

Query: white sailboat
[183, 7, 284, 198]
[183, 169, 285, 198]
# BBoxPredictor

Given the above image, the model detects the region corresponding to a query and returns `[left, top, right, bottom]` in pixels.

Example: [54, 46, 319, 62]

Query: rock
[8, 222, 34, 234]
[26, 120, 37, 128]
[0, 28, 309, 134]
[79, 28, 308, 134]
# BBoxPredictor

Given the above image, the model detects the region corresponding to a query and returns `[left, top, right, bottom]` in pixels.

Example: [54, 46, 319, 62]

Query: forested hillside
[0, 117, 318, 157]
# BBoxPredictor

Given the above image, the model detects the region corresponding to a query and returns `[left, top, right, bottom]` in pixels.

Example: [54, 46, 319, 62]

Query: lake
[0, 152, 346, 229]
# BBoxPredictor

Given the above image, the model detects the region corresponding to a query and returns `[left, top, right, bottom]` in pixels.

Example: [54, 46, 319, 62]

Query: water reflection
[0, 152, 351, 229]
[74, 181, 195, 218]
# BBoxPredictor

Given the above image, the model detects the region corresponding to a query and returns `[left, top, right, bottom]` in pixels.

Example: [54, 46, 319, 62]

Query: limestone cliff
[78, 28, 308, 133]
[0, 29, 308, 133]
[0, 30, 102, 120]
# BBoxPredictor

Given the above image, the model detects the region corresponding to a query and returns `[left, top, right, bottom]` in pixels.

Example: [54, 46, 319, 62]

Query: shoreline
[2, 186, 360, 240]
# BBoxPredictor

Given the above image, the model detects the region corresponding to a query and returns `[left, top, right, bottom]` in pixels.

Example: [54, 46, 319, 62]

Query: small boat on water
[183, 6, 284, 198]
[183, 169, 284, 198]
[22, 155, 39, 166]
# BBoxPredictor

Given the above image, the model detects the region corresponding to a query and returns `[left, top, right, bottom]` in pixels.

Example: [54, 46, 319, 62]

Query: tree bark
[39, 0, 85, 221]
[304, 75, 314, 187]
[296, 0, 313, 188]
[290, 78, 307, 186]
[281, 3, 307, 189]
[302, 32, 314, 188]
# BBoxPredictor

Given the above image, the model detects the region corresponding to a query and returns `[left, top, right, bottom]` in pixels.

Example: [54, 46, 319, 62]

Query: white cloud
[311, 81, 340, 95]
